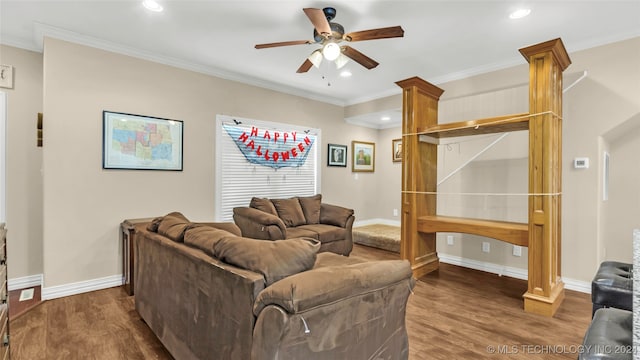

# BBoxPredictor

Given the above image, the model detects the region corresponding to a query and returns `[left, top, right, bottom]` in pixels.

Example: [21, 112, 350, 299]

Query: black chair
[591, 261, 632, 317]
[579, 307, 632, 360]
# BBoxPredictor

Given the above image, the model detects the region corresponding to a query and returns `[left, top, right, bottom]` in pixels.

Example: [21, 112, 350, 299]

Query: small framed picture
[0, 65, 14, 89]
[352, 140, 375, 172]
[327, 143, 347, 167]
[392, 138, 402, 162]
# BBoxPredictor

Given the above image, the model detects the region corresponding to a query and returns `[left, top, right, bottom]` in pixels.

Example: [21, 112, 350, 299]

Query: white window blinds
[215, 115, 321, 222]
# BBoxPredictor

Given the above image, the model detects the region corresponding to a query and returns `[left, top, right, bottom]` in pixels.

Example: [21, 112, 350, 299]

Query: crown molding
[30, 23, 346, 107]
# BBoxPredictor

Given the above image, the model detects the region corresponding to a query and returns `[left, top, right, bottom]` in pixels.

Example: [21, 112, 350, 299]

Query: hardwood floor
[9, 244, 591, 359]
[9, 286, 42, 320]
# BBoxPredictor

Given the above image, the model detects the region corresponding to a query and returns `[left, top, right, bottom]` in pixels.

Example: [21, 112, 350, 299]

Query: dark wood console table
[121, 218, 154, 296]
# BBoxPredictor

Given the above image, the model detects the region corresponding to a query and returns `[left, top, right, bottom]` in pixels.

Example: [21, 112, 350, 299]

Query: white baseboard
[439, 253, 591, 294]
[8, 274, 43, 291]
[354, 218, 401, 227]
[562, 277, 592, 294]
[42, 274, 123, 300]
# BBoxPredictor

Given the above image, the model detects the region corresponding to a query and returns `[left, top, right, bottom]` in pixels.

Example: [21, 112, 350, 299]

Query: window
[215, 115, 321, 221]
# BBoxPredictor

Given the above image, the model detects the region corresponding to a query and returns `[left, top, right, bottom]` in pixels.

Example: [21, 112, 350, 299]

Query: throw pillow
[298, 194, 322, 224]
[183, 224, 234, 257]
[213, 237, 320, 286]
[271, 198, 306, 227]
[320, 205, 354, 228]
[157, 212, 190, 242]
[147, 216, 163, 232]
[249, 197, 278, 216]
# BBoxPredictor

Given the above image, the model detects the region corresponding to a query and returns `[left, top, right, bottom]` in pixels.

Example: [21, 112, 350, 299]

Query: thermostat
[574, 157, 589, 169]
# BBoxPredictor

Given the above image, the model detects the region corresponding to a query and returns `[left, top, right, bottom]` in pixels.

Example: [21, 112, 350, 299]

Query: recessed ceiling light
[381, 116, 391, 121]
[509, 8, 531, 19]
[339, 70, 352, 78]
[143, 0, 163, 12]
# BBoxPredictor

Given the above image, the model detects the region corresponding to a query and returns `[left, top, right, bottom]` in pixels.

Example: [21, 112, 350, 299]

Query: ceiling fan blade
[255, 40, 312, 49]
[296, 59, 314, 73]
[303, 8, 331, 36]
[342, 46, 379, 69]
[344, 26, 404, 42]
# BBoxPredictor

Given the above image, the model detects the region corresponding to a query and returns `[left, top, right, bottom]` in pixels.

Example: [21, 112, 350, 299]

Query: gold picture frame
[392, 138, 402, 162]
[352, 140, 375, 172]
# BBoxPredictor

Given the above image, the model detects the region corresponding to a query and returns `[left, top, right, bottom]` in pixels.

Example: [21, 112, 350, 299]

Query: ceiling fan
[255, 7, 404, 73]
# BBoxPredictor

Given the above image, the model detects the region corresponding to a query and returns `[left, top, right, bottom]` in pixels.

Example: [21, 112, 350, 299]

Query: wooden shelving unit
[418, 113, 530, 138]
[396, 38, 570, 317]
[417, 215, 529, 247]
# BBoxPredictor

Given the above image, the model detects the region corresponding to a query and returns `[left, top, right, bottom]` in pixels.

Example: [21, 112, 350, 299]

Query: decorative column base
[523, 281, 565, 316]
[411, 254, 439, 279]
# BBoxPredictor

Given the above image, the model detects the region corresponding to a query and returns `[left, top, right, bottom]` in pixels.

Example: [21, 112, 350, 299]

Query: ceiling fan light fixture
[308, 50, 323, 68]
[322, 42, 341, 61]
[334, 53, 349, 69]
[339, 70, 352, 78]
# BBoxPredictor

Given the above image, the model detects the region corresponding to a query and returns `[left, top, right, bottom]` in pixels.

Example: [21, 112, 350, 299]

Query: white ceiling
[1, 1, 639, 126]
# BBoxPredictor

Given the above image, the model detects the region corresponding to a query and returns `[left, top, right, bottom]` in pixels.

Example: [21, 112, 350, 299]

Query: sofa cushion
[320, 204, 354, 228]
[286, 227, 320, 240]
[313, 252, 364, 269]
[298, 194, 322, 224]
[213, 237, 320, 286]
[298, 224, 346, 244]
[157, 212, 190, 242]
[272, 198, 306, 227]
[250, 197, 278, 216]
[183, 224, 235, 257]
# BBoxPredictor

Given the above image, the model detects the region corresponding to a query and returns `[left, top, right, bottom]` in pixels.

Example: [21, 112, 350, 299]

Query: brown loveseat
[135, 212, 414, 360]
[233, 194, 354, 255]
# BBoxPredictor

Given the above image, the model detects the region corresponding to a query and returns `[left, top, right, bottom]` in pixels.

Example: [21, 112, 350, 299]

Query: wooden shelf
[418, 113, 530, 138]
[417, 215, 529, 247]
[398, 38, 568, 316]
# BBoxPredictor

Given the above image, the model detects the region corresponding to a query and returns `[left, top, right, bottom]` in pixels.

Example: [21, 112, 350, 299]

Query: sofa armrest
[319, 203, 355, 228]
[233, 207, 287, 240]
[252, 260, 414, 359]
[253, 259, 413, 316]
[193, 222, 242, 237]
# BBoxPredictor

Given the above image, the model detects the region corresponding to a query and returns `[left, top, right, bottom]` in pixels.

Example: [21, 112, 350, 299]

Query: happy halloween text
[237, 127, 312, 163]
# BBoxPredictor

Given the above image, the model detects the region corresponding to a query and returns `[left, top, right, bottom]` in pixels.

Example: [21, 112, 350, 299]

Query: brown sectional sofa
[233, 194, 354, 255]
[135, 212, 414, 360]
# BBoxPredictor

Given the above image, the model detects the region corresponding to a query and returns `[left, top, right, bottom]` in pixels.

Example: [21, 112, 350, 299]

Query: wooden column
[395, 77, 444, 279]
[520, 39, 571, 316]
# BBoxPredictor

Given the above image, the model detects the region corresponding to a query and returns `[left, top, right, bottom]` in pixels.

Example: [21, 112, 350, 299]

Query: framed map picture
[352, 140, 375, 172]
[102, 111, 183, 170]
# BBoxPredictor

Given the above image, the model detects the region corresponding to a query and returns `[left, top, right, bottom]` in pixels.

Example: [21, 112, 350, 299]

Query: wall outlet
[393, 208, 398, 217]
[446, 235, 454, 246]
[482, 242, 490, 253]
[512, 245, 522, 257]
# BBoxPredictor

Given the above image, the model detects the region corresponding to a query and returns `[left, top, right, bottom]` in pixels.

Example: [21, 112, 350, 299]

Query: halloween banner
[222, 124, 315, 169]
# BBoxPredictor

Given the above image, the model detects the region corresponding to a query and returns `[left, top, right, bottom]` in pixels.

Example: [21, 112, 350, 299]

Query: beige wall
[351, 36, 640, 283]
[4, 35, 639, 290]
[562, 37, 640, 281]
[602, 116, 640, 262]
[39, 37, 381, 288]
[373, 127, 402, 220]
[0, 45, 44, 280]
